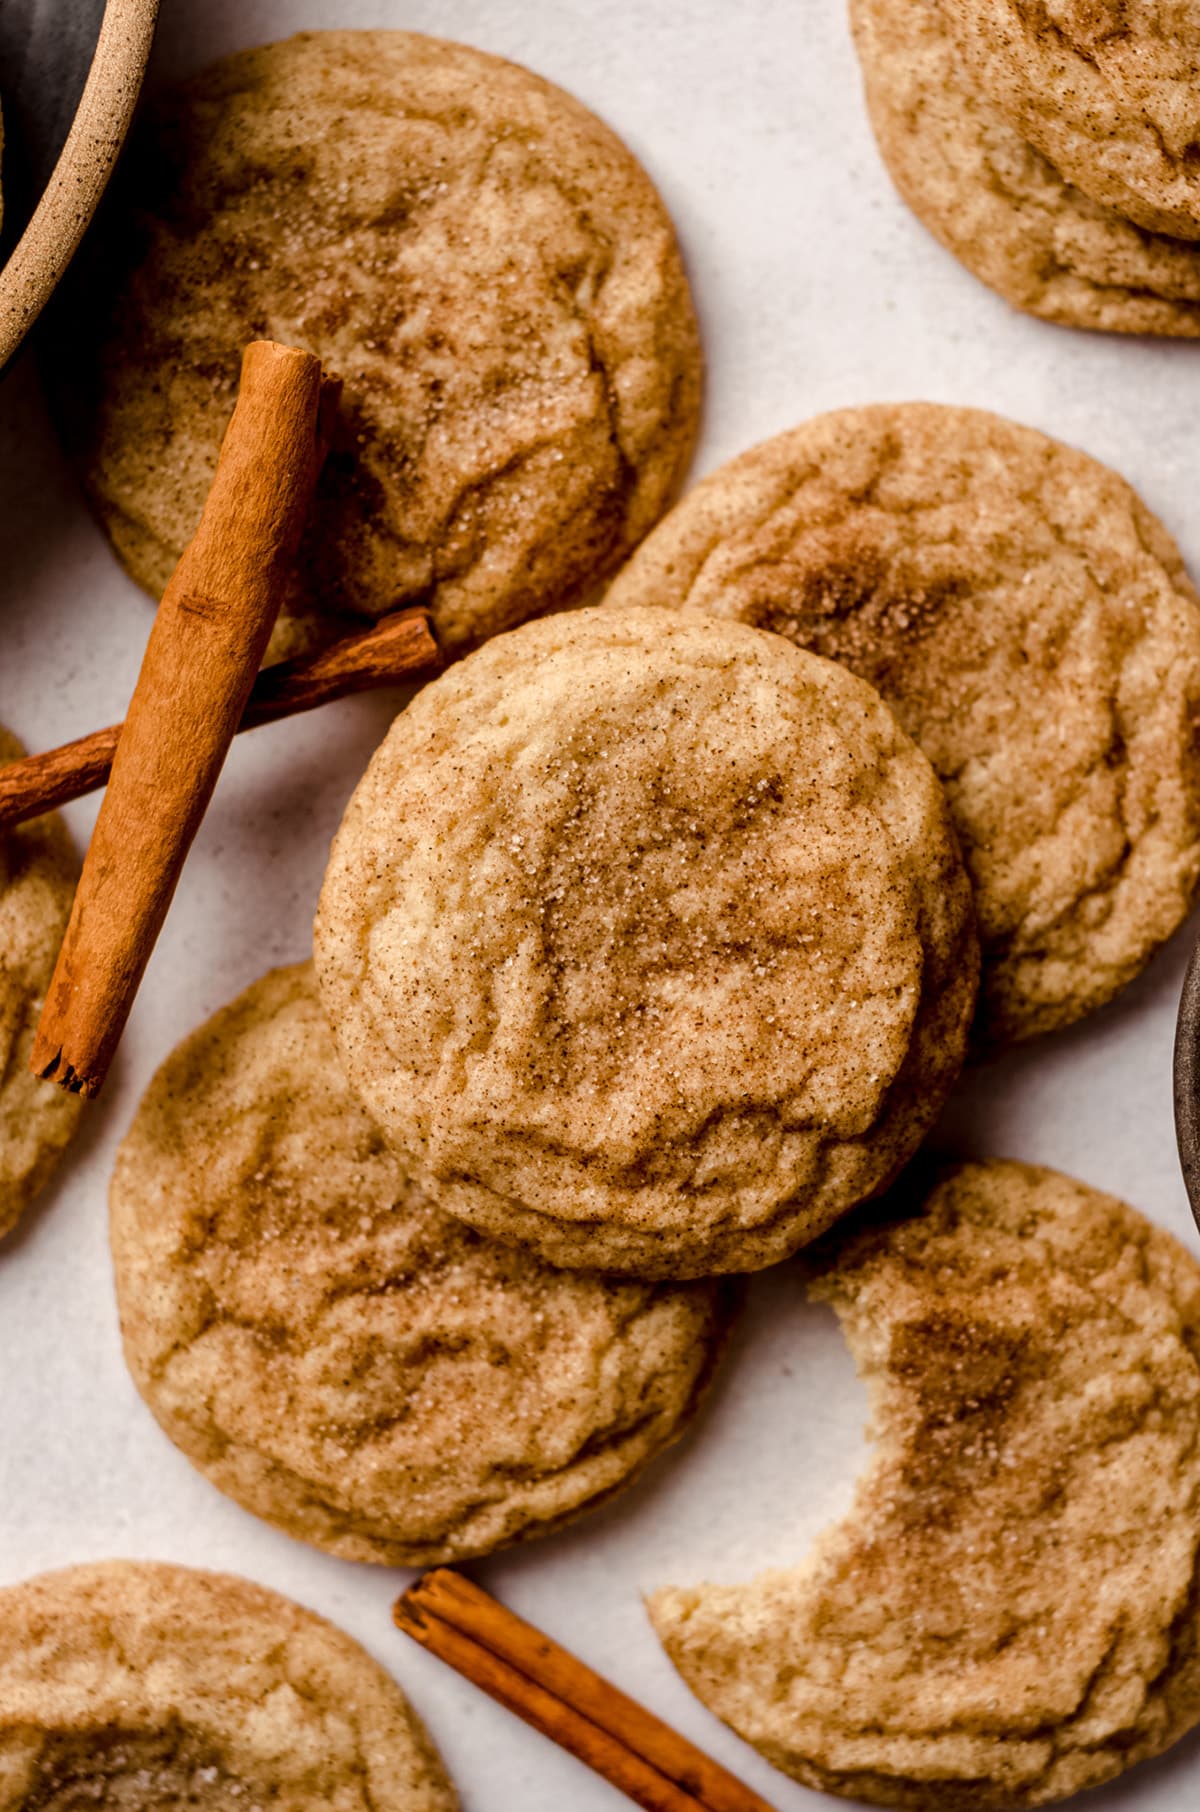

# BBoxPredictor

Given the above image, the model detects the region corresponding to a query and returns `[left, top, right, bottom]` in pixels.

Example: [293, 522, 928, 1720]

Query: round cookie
[850, 0, 1200, 337]
[0, 1559, 456, 1809]
[110, 962, 732, 1565]
[946, 0, 1200, 239]
[0, 729, 82, 1241]
[50, 30, 702, 661]
[315, 606, 978, 1278]
[650, 1160, 1200, 1809]
[605, 405, 1200, 1043]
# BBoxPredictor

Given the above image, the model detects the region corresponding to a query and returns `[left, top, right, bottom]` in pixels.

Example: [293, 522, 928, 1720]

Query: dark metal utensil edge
[1172, 930, 1200, 1233]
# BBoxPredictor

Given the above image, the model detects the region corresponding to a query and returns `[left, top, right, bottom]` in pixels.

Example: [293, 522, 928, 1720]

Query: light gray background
[1, 1, 1197, 1807]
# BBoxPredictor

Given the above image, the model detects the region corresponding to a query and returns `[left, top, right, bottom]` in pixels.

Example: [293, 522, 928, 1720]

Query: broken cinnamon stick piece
[394, 1570, 776, 1812]
[31, 339, 333, 1098]
[0, 608, 441, 830]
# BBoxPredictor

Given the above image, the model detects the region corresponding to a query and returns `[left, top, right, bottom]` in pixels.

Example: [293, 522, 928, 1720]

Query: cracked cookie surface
[851, 0, 1200, 335]
[605, 405, 1200, 1042]
[946, 0, 1200, 239]
[0, 1560, 456, 1809]
[314, 606, 978, 1277]
[110, 963, 731, 1564]
[0, 729, 82, 1241]
[650, 1160, 1200, 1809]
[51, 30, 702, 660]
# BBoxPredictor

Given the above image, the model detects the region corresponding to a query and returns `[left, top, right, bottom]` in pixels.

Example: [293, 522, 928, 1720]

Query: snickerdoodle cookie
[110, 963, 731, 1564]
[51, 30, 702, 660]
[651, 1160, 1200, 1809]
[315, 606, 978, 1278]
[606, 405, 1200, 1043]
[0, 1560, 456, 1809]
[851, 0, 1200, 336]
[0, 729, 82, 1241]
[946, 0, 1200, 239]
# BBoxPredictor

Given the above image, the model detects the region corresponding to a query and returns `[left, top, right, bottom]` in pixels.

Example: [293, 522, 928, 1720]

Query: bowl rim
[0, 0, 158, 373]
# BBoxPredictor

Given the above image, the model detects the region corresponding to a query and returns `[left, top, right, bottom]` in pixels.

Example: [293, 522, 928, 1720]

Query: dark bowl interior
[0, 0, 108, 259]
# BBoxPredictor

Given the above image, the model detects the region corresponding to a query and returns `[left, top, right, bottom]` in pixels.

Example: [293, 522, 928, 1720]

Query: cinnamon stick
[31, 340, 334, 1097]
[394, 1570, 776, 1812]
[0, 609, 440, 830]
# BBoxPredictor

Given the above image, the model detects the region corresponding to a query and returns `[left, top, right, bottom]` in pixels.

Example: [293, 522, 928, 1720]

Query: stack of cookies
[101, 540, 1200, 1807]
[607, 401, 1200, 1043]
[7, 16, 1200, 1812]
[852, 0, 1200, 334]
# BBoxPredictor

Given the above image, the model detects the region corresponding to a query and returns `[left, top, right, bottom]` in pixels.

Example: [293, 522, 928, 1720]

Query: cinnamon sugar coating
[0, 728, 82, 1240]
[946, 0, 1200, 239]
[110, 963, 731, 1564]
[50, 30, 702, 661]
[606, 405, 1200, 1042]
[651, 1160, 1200, 1809]
[0, 1561, 455, 1809]
[850, 0, 1200, 336]
[315, 607, 978, 1277]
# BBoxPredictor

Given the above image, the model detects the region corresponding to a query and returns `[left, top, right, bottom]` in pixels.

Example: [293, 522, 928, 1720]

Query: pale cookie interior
[605, 404, 1200, 1043]
[0, 1560, 456, 1811]
[650, 1161, 1200, 1809]
[110, 963, 731, 1565]
[315, 606, 977, 1277]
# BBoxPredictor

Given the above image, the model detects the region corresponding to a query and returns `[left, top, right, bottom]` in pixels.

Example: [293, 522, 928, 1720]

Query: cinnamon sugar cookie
[110, 963, 731, 1564]
[946, 0, 1200, 240]
[606, 405, 1200, 1042]
[52, 30, 702, 660]
[0, 1560, 456, 1809]
[851, 0, 1200, 336]
[315, 606, 978, 1277]
[651, 1160, 1200, 1809]
[0, 729, 82, 1241]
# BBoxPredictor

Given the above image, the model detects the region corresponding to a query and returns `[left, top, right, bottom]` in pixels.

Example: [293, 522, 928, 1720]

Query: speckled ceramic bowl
[0, 0, 157, 374]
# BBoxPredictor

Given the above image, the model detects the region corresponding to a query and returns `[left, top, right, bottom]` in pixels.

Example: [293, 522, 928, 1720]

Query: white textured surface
[1, 1, 1198, 1807]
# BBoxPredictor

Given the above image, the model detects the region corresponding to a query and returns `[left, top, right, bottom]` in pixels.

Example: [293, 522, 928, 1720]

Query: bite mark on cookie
[650, 1160, 1200, 1808]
